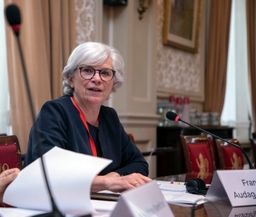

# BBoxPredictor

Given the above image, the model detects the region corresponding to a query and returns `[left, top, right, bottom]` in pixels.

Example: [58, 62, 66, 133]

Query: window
[221, 0, 251, 142]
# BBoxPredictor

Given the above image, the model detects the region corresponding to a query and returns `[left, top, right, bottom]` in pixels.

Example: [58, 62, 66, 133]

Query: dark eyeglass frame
[76, 66, 116, 82]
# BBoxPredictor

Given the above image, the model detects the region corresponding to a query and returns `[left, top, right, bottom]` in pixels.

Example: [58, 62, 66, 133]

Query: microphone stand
[177, 118, 254, 169]
[7, 4, 92, 216]
[14, 26, 92, 217]
[14, 28, 65, 217]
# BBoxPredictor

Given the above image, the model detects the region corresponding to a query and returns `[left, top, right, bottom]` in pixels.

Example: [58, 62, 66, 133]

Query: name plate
[111, 180, 174, 217]
[206, 170, 256, 207]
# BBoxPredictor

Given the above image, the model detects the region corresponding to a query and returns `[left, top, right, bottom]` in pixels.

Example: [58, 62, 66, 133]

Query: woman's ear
[67, 75, 74, 88]
[112, 82, 116, 92]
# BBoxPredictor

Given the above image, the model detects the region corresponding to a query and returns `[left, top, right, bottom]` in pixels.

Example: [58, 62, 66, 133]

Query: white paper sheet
[0, 200, 117, 217]
[157, 181, 186, 192]
[111, 181, 174, 217]
[161, 190, 205, 205]
[156, 180, 205, 205]
[3, 147, 112, 215]
[91, 200, 117, 212]
[0, 207, 45, 217]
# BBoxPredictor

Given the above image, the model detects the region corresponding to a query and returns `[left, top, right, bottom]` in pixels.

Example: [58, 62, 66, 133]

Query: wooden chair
[215, 138, 244, 170]
[252, 132, 256, 139]
[249, 138, 256, 167]
[206, 134, 219, 169]
[0, 135, 23, 172]
[180, 135, 214, 183]
[127, 133, 173, 157]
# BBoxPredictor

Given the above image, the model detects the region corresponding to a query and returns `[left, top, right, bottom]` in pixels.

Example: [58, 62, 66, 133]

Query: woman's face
[69, 57, 115, 107]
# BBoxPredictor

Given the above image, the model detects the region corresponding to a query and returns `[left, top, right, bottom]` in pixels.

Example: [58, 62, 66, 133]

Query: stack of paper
[3, 147, 113, 216]
[157, 180, 205, 205]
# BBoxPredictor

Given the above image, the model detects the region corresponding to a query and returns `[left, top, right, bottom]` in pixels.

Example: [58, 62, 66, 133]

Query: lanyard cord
[71, 96, 97, 157]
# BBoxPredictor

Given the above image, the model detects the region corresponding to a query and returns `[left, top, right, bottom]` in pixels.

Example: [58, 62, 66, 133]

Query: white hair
[62, 42, 125, 95]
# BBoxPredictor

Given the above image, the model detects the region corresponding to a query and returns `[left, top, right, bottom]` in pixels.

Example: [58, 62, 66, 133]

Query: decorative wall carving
[75, 0, 95, 44]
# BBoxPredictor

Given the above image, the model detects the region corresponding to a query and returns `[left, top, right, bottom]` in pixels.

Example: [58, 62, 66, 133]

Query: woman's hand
[91, 172, 152, 193]
[0, 168, 20, 202]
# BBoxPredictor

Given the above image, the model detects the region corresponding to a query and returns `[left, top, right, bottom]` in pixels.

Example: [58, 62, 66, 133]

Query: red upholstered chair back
[127, 133, 135, 144]
[0, 135, 22, 173]
[215, 139, 244, 170]
[180, 135, 214, 183]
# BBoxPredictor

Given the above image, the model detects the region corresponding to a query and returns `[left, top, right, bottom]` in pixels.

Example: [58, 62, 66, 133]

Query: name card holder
[111, 180, 174, 217]
[206, 170, 256, 207]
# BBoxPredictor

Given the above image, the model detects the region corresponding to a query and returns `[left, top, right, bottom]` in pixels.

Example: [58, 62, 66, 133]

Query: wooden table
[92, 172, 256, 216]
[156, 172, 256, 216]
[168, 200, 235, 217]
[156, 172, 213, 184]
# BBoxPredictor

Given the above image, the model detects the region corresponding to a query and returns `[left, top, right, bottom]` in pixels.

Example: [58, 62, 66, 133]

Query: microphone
[5, 4, 21, 37]
[5, 4, 35, 121]
[5, 4, 65, 217]
[166, 111, 254, 169]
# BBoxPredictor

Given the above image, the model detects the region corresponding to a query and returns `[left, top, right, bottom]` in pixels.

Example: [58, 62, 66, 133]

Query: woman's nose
[91, 71, 102, 81]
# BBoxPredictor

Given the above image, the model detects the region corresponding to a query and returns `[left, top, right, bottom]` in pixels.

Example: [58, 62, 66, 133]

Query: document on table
[157, 180, 205, 205]
[0, 208, 45, 217]
[90, 180, 206, 206]
[0, 200, 117, 217]
[91, 181, 206, 206]
[3, 147, 112, 216]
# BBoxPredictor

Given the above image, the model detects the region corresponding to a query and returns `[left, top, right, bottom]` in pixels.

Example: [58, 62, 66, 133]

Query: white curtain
[0, 0, 10, 135]
[221, 0, 251, 142]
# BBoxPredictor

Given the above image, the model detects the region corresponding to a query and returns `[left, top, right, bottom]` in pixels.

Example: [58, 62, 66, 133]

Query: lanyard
[71, 96, 97, 157]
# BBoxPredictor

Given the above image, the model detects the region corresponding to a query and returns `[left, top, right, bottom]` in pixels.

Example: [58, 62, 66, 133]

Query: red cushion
[0, 142, 20, 173]
[188, 143, 213, 174]
[0, 202, 13, 207]
[221, 146, 244, 169]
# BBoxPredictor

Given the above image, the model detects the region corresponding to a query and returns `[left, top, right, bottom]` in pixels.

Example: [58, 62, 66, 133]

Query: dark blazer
[24, 95, 148, 176]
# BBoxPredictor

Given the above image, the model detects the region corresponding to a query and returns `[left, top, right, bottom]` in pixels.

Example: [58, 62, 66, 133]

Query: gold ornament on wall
[137, 0, 148, 20]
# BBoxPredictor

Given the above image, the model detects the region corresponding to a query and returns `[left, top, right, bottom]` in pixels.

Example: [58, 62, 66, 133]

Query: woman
[0, 168, 19, 203]
[24, 42, 151, 192]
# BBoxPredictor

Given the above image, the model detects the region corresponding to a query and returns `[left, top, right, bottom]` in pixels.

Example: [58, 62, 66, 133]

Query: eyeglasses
[76, 66, 115, 82]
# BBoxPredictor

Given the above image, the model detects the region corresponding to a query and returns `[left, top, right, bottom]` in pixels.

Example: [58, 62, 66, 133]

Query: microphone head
[5, 4, 21, 36]
[166, 111, 180, 122]
[5, 4, 21, 26]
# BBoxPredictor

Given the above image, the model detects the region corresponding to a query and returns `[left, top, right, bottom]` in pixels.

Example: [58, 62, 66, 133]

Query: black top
[24, 95, 148, 176]
[87, 122, 103, 157]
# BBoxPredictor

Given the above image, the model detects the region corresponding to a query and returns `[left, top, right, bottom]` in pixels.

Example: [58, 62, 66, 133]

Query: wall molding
[118, 113, 160, 127]
[157, 87, 205, 102]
